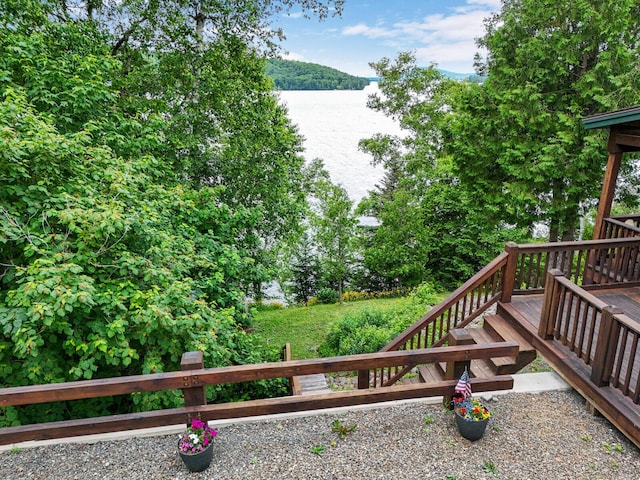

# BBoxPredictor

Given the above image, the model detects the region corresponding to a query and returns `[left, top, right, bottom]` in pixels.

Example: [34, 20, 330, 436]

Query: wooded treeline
[266, 58, 370, 90]
[0, 0, 346, 424]
[353, 0, 640, 289]
[2, 0, 640, 426]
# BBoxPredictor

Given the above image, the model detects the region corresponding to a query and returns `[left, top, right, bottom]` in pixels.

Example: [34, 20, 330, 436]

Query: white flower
[189, 433, 200, 444]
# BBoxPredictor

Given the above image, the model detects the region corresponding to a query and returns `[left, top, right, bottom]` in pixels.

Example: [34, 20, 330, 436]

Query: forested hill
[266, 59, 370, 90]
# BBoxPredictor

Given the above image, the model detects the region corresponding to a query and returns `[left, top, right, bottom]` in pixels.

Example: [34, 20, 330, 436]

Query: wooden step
[484, 314, 535, 352]
[298, 374, 332, 395]
[470, 359, 497, 378]
[467, 327, 499, 344]
[483, 314, 537, 373]
[418, 363, 444, 383]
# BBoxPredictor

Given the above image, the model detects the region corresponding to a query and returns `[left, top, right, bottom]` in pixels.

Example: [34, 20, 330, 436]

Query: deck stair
[297, 373, 332, 395]
[417, 312, 537, 383]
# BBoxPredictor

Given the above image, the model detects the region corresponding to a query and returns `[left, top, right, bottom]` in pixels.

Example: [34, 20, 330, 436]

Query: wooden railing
[281, 343, 301, 396]
[539, 270, 605, 364]
[540, 269, 640, 404]
[363, 252, 509, 388]
[373, 236, 640, 388]
[0, 345, 516, 445]
[508, 237, 640, 294]
[601, 215, 640, 239]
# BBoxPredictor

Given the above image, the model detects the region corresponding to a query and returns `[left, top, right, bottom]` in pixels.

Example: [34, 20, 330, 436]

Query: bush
[341, 289, 406, 303]
[318, 282, 445, 357]
[252, 301, 285, 312]
[409, 282, 440, 306]
[318, 309, 407, 357]
[317, 288, 339, 304]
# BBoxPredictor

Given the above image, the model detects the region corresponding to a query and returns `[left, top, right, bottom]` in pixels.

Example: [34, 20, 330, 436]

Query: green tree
[450, 0, 640, 241]
[0, 3, 319, 423]
[357, 54, 519, 288]
[308, 161, 358, 302]
[8, 0, 344, 295]
[288, 231, 321, 304]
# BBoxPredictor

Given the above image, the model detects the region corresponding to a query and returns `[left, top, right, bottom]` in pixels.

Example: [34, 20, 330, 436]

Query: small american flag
[454, 368, 472, 399]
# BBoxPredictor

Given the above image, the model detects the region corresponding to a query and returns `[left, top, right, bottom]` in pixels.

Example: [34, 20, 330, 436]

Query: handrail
[0, 343, 518, 407]
[541, 270, 640, 404]
[601, 217, 640, 239]
[382, 252, 509, 353]
[365, 252, 508, 388]
[511, 237, 640, 293]
[0, 344, 517, 444]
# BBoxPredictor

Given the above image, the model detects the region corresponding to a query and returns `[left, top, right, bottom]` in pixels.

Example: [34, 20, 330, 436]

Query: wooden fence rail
[0, 344, 517, 445]
[372, 252, 509, 387]
[540, 269, 640, 404]
[510, 237, 640, 293]
[602, 217, 640, 239]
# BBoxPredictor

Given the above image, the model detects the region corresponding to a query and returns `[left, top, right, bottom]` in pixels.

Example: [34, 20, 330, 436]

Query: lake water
[277, 84, 403, 205]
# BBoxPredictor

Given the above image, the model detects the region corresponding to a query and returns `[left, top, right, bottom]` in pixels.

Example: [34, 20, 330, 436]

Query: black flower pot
[178, 441, 214, 472]
[454, 411, 489, 441]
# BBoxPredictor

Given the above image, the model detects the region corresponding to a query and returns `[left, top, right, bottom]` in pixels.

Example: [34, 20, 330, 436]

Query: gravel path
[1, 389, 639, 480]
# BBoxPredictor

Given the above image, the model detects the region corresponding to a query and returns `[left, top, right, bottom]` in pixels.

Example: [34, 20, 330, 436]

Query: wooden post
[443, 329, 474, 407]
[590, 306, 622, 387]
[181, 351, 206, 425]
[357, 369, 370, 389]
[501, 242, 519, 303]
[539, 269, 564, 339]
[593, 145, 623, 240]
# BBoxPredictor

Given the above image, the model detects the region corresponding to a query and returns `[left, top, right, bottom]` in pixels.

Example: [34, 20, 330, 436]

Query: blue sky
[271, 0, 502, 77]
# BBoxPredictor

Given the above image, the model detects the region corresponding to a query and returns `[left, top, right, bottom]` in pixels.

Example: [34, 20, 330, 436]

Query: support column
[593, 134, 623, 240]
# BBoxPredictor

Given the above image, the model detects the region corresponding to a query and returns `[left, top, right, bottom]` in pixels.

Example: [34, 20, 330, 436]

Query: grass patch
[252, 297, 412, 359]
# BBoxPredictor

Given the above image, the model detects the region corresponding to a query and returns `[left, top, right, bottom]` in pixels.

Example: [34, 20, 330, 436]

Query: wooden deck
[502, 287, 640, 448]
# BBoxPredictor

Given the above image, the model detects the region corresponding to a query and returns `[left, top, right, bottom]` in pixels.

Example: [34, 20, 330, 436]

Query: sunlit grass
[252, 298, 411, 359]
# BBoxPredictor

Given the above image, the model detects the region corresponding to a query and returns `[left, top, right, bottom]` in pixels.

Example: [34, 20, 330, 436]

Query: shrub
[253, 301, 285, 312]
[317, 287, 339, 304]
[318, 282, 445, 357]
[409, 282, 440, 306]
[318, 309, 407, 357]
[341, 289, 407, 302]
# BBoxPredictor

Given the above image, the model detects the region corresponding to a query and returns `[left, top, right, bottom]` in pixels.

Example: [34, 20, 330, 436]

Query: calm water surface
[278, 84, 402, 205]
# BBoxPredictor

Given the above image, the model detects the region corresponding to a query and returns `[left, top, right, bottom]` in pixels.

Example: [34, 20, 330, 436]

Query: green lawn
[252, 298, 411, 360]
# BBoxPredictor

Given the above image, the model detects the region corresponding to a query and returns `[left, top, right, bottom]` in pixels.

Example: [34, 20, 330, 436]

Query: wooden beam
[614, 133, 640, 150]
[0, 344, 519, 407]
[0, 376, 514, 445]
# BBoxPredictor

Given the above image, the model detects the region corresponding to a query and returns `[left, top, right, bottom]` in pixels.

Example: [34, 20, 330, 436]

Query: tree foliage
[357, 1, 640, 292]
[357, 55, 521, 288]
[266, 59, 370, 90]
[308, 161, 358, 302]
[450, 0, 640, 241]
[0, 0, 341, 424]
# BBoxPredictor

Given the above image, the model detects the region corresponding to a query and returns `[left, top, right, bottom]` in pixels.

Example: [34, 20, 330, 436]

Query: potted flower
[453, 396, 491, 441]
[178, 418, 217, 472]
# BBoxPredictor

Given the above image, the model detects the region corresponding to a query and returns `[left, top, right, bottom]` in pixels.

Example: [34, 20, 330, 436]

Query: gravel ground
[1, 389, 639, 480]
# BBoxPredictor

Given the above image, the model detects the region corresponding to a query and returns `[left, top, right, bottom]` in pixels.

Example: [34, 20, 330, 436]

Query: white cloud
[467, 0, 501, 7]
[282, 51, 306, 62]
[340, 1, 498, 72]
[342, 23, 397, 39]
